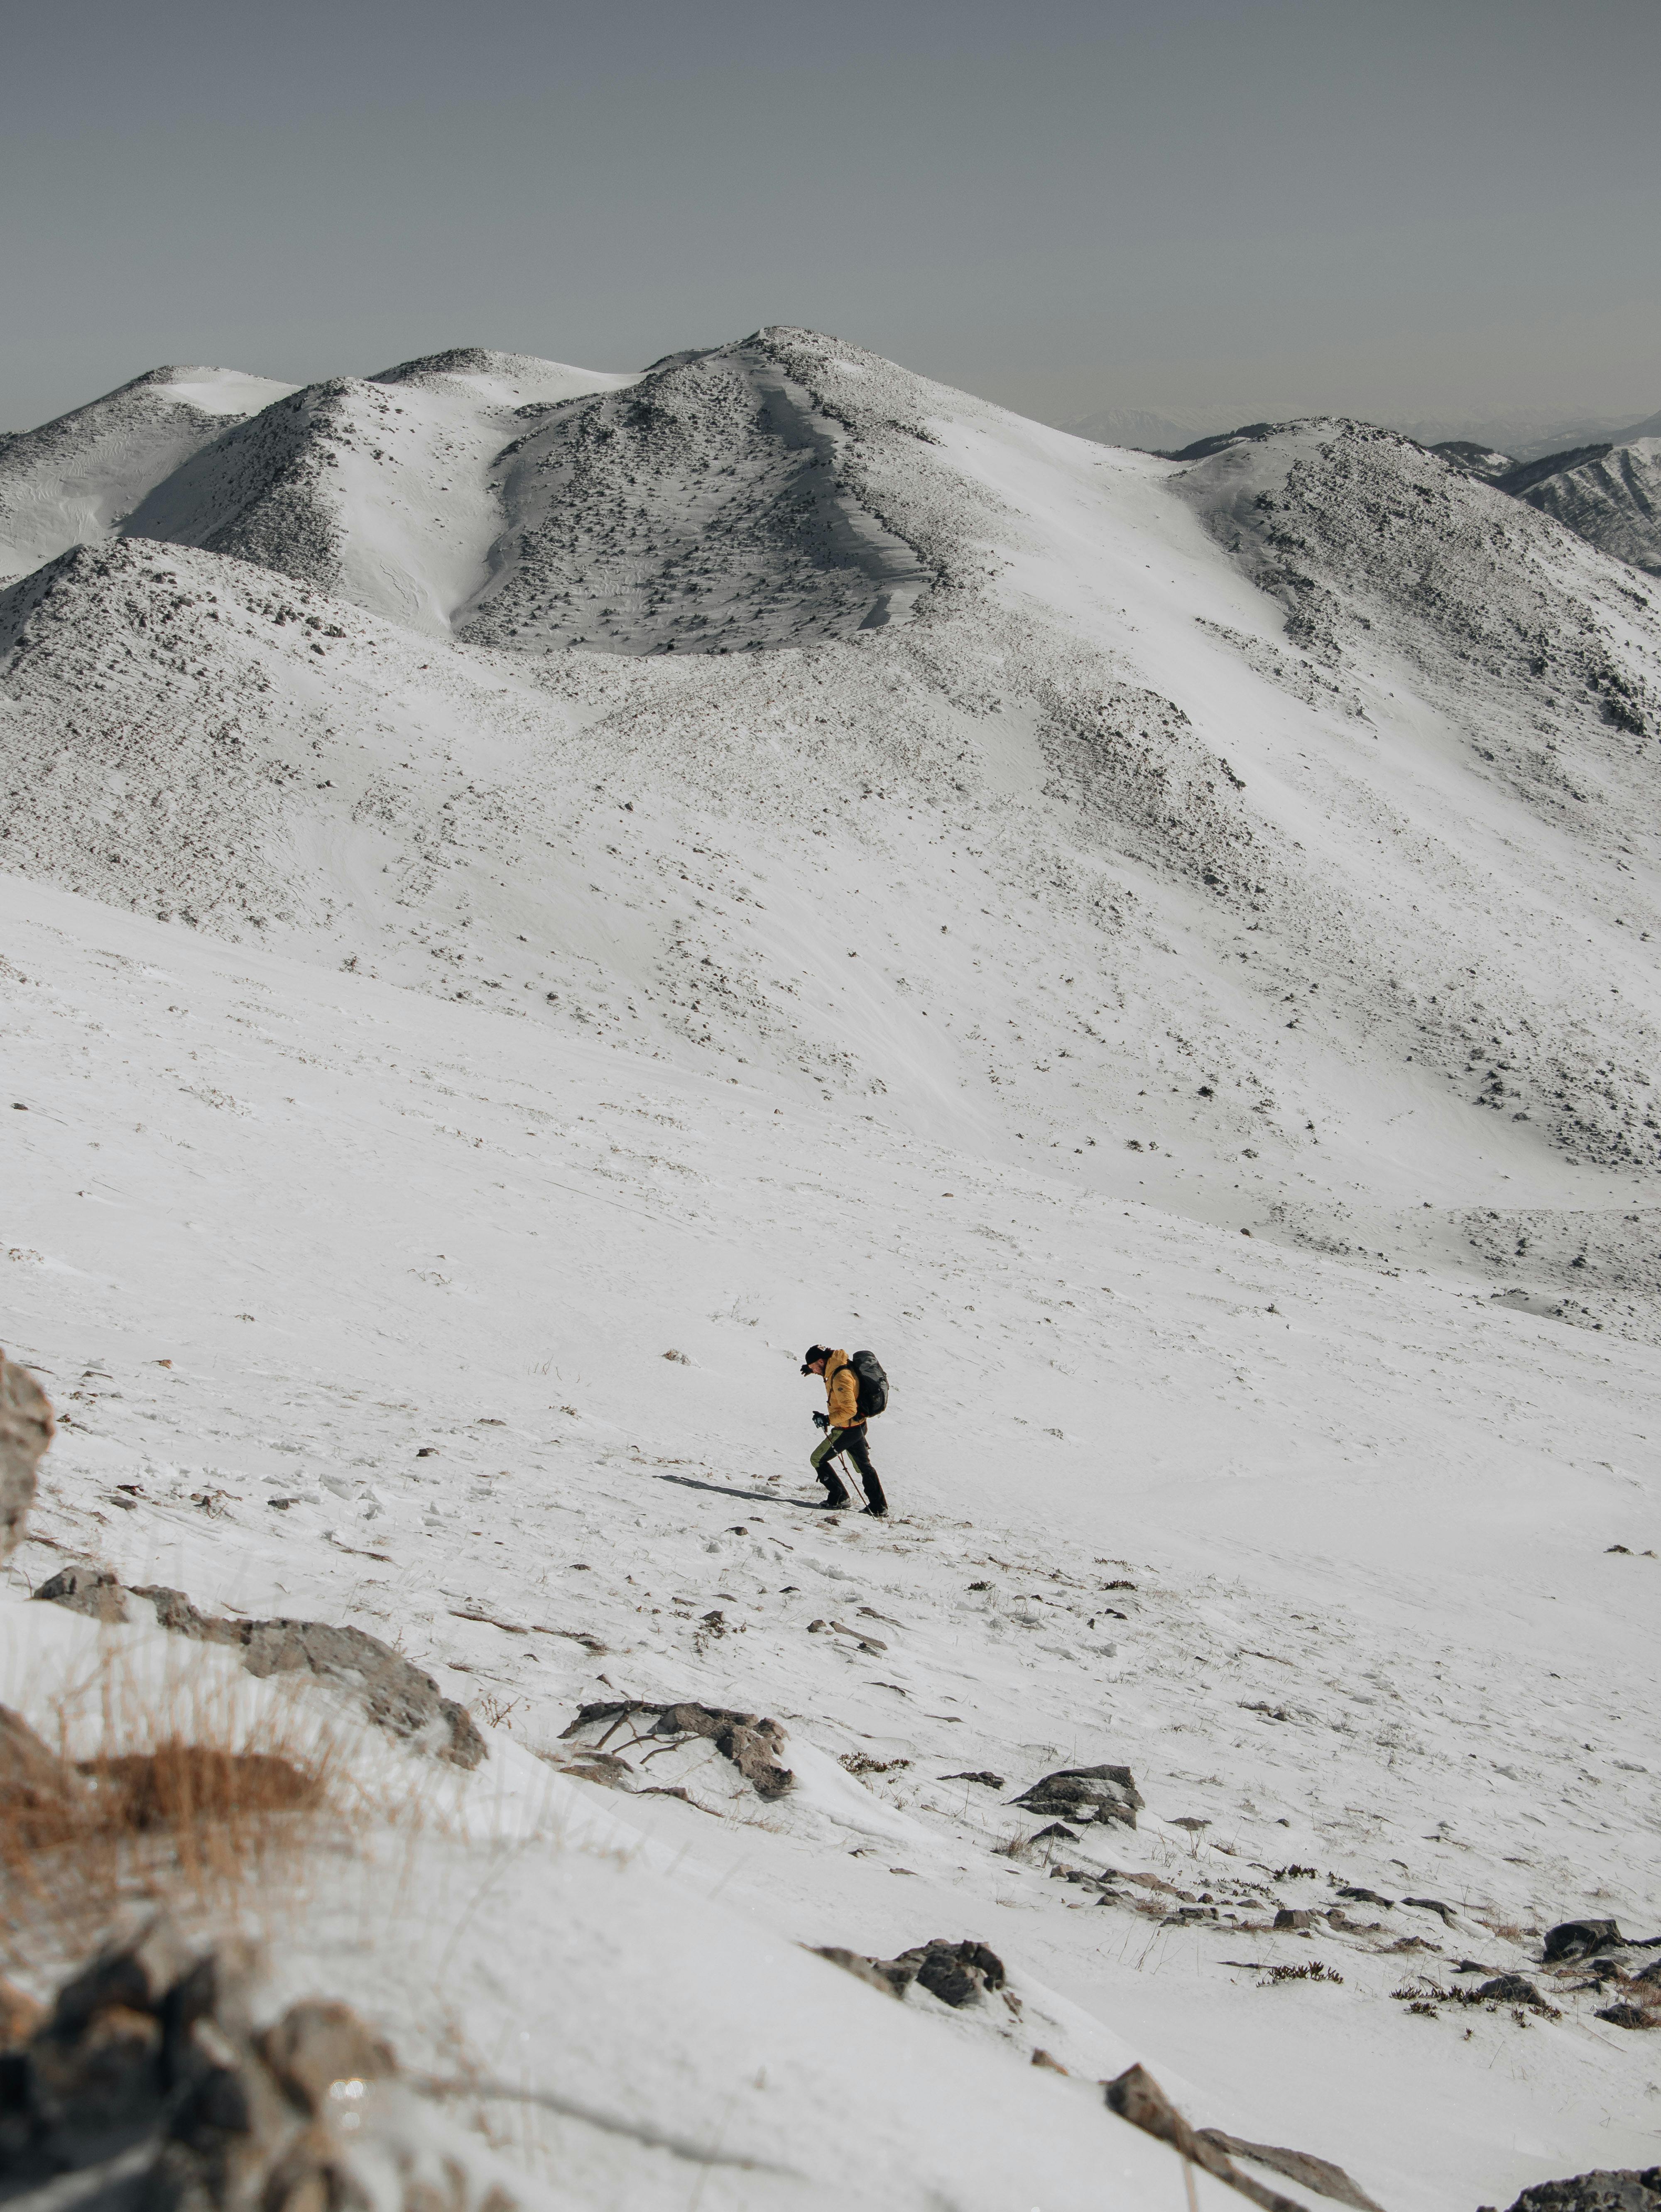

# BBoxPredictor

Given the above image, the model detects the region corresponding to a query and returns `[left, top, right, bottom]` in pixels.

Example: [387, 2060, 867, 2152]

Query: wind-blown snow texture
[2, 327, 1660, 2212]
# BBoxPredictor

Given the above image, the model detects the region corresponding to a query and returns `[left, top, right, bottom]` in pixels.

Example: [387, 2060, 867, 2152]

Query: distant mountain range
[1061, 404, 1661, 579]
[1063, 403, 1660, 466]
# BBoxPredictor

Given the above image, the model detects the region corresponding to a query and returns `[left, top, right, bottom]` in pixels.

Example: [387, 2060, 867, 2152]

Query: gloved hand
[812, 1410, 830, 1430]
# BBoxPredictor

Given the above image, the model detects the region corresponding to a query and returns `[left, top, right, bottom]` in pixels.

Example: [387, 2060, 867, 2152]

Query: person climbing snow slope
[801, 1345, 889, 1516]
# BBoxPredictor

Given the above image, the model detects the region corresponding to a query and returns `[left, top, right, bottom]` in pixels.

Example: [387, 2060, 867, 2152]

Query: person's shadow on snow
[654, 1471, 804, 1507]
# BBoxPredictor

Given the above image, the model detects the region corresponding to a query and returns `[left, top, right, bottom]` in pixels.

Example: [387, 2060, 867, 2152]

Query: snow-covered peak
[0, 362, 295, 584]
[370, 345, 637, 409]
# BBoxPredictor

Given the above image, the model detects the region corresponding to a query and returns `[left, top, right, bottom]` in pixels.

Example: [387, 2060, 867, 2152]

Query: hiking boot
[819, 1480, 852, 1509]
[861, 1502, 887, 1518]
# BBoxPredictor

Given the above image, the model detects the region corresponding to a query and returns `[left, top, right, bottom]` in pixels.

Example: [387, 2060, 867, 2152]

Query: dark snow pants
[811, 1425, 887, 1514]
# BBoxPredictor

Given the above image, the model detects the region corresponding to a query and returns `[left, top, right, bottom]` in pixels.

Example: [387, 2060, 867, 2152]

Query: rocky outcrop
[1011, 1764, 1143, 1830]
[0, 1916, 524, 2212]
[30, 1570, 485, 1770]
[0, 1348, 54, 1560]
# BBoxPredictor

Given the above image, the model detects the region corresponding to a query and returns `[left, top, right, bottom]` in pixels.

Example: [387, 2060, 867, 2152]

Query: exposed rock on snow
[1491, 2173, 1661, 2212]
[813, 1936, 1007, 2007]
[896, 1936, 1008, 2008]
[30, 1568, 485, 1768]
[558, 1698, 794, 1797]
[1472, 1974, 1546, 2005]
[1543, 1918, 1624, 1962]
[0, 1917, 533, 2212]
[1196, 2131, 1387, 2212]
[812, 1944, 914, 1997]
[1106, 2061, 1328, 2212]
[1011, 1763, 1143, 1828]
[29, 1563, 125, 1621]
[0, 1348, 53, 1559]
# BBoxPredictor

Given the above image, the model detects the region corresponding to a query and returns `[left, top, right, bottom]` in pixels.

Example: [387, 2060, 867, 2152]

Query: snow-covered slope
[3, 328, 1660, 2210]
[0, 365, 294, 584]
[3, 871, 1659, 2212]
[1516, 438, 1661, 579]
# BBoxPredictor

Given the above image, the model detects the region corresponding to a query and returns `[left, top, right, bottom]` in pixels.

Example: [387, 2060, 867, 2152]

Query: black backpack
[845, 1349, 889, 1419]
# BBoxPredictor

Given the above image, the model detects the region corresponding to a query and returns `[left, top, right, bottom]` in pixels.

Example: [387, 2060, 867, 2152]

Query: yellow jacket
[823, 1350, 863, 1429]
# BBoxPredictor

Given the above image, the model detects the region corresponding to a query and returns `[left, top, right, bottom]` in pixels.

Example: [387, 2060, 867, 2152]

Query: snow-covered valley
[2, 328, 1659, 2212]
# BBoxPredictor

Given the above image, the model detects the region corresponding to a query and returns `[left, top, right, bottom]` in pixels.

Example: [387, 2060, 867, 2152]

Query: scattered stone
[1475, 1975, 1544, 2005]
[32, 1570, 485, 1769]
[1031, 2048, 1068, 2073]
[561, 1700, 794, 1798]
[0, 1347, 54, 1560]
[899, 1939, 1005, 2008]
[30, 1564, 126, 1622]
[1336, 1887, 1394, 1909]
[1010, 1764, 1143, 1829]
[1544, 1918, 1623, 1962]
[1492, 2170, 1661, 2212]
[812, 1938, 1005, 2009]
[1595, 2005, 1657, 2031]
[941, 1770, 1005, 1788]
[1401, 1897, 1458, 1927]
[1274, 1909, 1318, 1930]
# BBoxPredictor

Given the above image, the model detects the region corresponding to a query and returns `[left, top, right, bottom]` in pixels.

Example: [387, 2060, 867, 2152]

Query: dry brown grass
[0, 1634, 350, 1993]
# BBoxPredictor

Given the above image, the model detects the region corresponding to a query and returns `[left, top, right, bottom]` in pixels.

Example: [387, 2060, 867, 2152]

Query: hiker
[801, 1345, 888, 1517]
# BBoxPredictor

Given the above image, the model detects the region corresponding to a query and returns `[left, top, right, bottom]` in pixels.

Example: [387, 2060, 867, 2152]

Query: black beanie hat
[801, 1344, 831, 1372]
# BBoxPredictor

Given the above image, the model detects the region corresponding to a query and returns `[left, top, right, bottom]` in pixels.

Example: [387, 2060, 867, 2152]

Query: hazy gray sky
[3, 0, 1657, 434]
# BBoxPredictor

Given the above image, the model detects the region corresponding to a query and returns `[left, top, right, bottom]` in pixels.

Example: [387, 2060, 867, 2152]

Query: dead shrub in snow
[0, 1640, 345, 1989]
